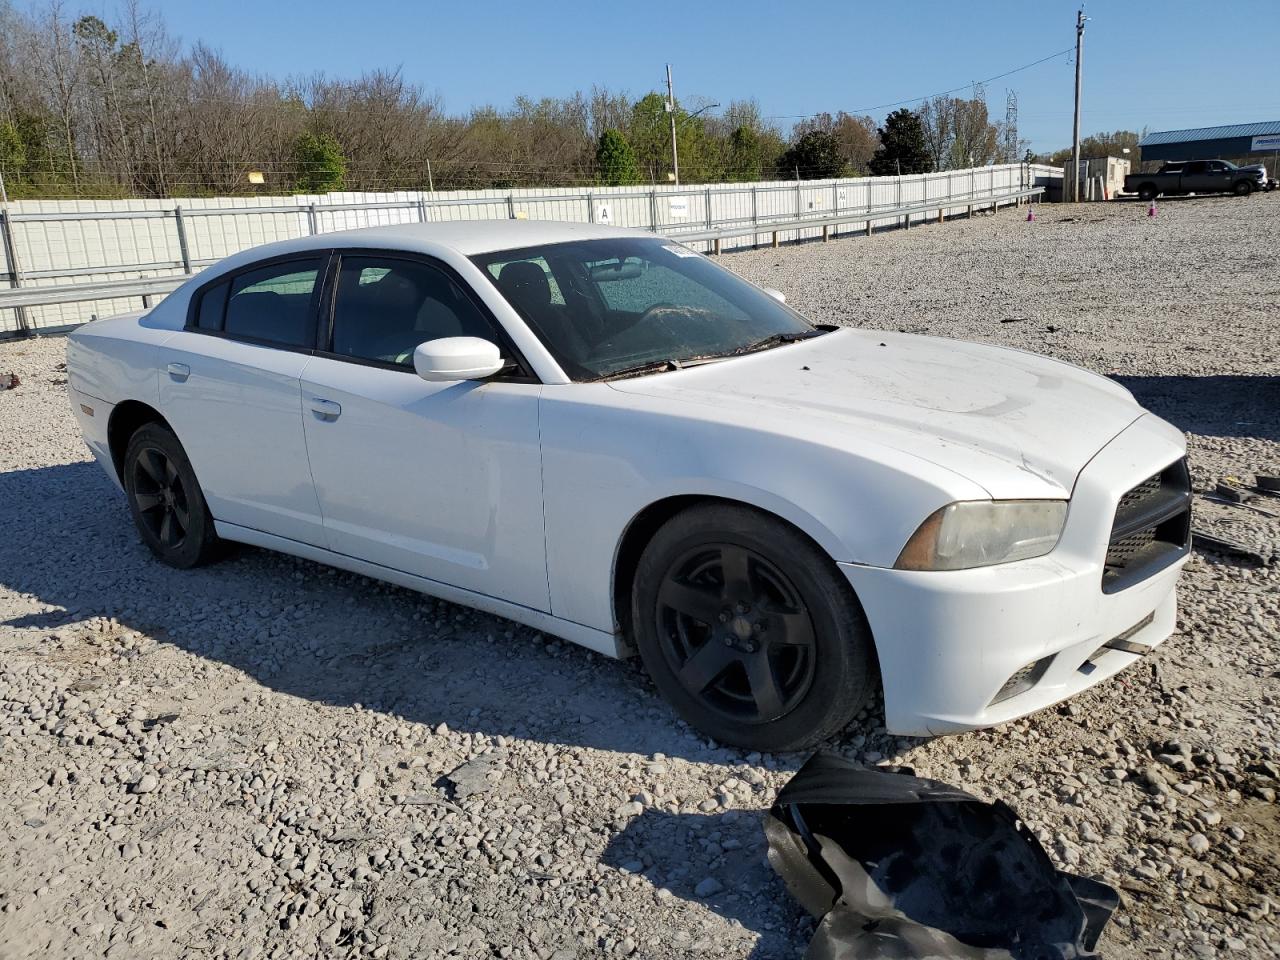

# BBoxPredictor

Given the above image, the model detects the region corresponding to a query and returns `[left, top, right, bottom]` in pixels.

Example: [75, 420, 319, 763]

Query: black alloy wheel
[131, 445, 191, 550]
[655, 542, 816, 725]
[123, 422, 220, 568]
[633, 503, 876, 752]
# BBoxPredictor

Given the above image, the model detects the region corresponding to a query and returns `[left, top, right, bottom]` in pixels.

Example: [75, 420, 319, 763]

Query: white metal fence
[1, 163, 1059, 337]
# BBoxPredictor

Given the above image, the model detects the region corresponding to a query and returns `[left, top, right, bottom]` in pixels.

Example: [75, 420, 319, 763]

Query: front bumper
[845, 413, 1189, 736]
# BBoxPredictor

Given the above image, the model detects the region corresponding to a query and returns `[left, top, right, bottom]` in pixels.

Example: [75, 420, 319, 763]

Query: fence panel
[1, 164, 1060, 336]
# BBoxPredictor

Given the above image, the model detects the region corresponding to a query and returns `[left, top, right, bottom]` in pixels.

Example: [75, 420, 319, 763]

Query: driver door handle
[309, 397, 342, 421]
[166, 362, 190, 382]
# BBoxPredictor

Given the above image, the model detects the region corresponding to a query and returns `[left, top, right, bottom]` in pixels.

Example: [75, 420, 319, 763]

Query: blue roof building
[1139, 121, 1280, 162]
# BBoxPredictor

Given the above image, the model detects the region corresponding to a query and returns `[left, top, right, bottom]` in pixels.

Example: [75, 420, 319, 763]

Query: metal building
[1139, 121, 1280, 175]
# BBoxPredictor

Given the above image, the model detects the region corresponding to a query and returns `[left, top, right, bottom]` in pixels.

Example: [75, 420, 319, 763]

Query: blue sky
[156, 0, 1279, 153]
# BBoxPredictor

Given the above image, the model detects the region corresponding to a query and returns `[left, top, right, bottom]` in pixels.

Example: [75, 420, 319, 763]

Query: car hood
[608, 328, 1145, 498]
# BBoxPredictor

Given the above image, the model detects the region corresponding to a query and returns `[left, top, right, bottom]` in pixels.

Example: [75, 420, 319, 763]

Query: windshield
[471, 237, 815, 380]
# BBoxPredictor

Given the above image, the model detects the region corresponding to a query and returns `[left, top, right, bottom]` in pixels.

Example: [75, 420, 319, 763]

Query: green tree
[778, 130, 845, 179]
[292, 132, 347, 194]
[1047, 130, 1142, 166]
[594, 128, 641, 185]
[628, 92, 712, 182]
[869, 108, 932, 175]
[0, 120, 25, 176]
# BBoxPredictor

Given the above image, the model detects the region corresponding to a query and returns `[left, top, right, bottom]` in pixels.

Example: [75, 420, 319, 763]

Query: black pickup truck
[1124, 160, 1268, 200]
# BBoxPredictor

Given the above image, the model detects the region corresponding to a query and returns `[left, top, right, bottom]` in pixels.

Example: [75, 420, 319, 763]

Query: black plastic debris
[1192, 529, 1274, 566]
[765, 752, 1119, 959]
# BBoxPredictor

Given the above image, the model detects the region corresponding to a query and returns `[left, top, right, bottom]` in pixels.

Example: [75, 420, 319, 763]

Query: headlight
[895, 500, 1068, 571]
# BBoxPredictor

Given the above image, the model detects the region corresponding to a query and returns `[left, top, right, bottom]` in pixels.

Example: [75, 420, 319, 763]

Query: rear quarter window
[193, 281, 229, 331]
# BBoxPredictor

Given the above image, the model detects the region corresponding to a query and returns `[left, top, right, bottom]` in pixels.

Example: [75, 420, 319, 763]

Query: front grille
[1102, 459, 1191, 593]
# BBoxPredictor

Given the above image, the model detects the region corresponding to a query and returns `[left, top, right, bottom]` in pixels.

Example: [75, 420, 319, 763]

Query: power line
[765, 46, 1074, 122]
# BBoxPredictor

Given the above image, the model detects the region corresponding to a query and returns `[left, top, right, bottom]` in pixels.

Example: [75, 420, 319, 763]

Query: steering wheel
[637, 302, 683, 325]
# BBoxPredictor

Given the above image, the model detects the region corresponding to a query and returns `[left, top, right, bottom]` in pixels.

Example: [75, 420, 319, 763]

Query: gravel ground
[1, 194, 1278, 960]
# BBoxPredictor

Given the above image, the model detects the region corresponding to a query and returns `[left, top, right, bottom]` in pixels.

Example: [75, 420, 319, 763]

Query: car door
[1205, 161, 1233, 192]
[299, 251, 549, 611]
[158, 254, 328, 545]
[1181, 161, 1212, 193]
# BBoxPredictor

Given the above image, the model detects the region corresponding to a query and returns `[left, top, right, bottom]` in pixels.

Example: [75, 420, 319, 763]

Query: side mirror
[762, 287, 787, 305]
[413, 337, 505, 382]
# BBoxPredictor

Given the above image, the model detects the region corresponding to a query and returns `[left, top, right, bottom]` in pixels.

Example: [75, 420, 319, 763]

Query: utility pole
[1071, 9, 1087, 203]
[666, 63, 680, 187]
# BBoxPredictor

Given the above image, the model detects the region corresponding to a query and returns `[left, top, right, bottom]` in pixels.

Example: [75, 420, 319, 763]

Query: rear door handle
[309, 397, 342, 421]
[166, 362, 190, 382]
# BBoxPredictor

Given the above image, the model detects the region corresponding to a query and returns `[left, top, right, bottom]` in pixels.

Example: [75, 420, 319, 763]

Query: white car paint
[66, 220, 1189, 737]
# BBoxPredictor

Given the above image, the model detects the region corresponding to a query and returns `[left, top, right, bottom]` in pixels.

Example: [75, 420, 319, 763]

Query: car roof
[208, 220, 649, 276]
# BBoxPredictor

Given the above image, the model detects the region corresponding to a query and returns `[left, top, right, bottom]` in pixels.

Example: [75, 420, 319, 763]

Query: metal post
[425, 159, 435, 193]
[751, 185, 758, 248]
[507, 194, 516, 219]
[417, 198, 430, 223]
[832, 181, 839, 238]
[1071, 9, 1086, 203]
[0, 208, 31, 336]
[649, 189, 659, 232]
[705, 186, 712, 233]
[866, 179, 873, 236]
[666, 64, 680, 187]
[795, 180, 802, 243]
[587, 192, 595, 224]
[306, 204, 319, 235]
[173, 206, 193, 274]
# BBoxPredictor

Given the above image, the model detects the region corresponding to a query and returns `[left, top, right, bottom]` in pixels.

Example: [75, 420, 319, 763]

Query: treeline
[1, 1, 1026, 199]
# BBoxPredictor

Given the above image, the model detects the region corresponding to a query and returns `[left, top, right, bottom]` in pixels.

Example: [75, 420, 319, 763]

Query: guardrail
[0, 180, 1043, 338]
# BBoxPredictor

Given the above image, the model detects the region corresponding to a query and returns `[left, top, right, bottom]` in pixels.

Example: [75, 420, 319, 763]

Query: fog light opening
[990, 655, 1054, 706]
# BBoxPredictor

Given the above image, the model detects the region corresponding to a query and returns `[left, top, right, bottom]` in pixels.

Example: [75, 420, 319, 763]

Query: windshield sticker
[662, 243, 700, 258]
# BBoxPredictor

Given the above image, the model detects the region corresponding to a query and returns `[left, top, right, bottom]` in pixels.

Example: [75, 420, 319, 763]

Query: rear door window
[223, 258, 324, 348]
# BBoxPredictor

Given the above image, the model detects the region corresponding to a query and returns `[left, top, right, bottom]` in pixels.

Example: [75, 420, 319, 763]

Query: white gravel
[1, 194, 1278, 960]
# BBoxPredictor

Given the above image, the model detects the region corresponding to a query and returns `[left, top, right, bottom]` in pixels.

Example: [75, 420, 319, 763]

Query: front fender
[539, 386, 987, 634]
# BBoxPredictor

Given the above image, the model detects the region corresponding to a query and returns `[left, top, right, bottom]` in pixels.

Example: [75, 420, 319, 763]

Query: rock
[1188, 833, 1211, 855]
[131, 774, 159, 795]
[1140, 765, 1170, 796]
[614, 801, 643, 819]
[694, 877, 722, 898]
[442, 751, 505, 800]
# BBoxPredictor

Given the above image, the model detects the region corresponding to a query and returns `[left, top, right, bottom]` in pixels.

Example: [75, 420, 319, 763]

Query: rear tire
[1137, 184, 1158, 202]
[1233, 180, 1253, 197]
[632, 503, 876, 752]
[123, 423, 221, 568]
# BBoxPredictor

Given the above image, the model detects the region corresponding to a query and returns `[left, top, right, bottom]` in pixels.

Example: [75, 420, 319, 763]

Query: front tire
[123, 423, 220, 568]
[1233, 180, 1253, 197]
[1137, 184, 1158, 202]
[632, 504, 876, 752]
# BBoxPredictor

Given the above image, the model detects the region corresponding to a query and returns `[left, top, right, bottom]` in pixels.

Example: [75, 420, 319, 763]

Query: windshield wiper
[728, 329, 825, 357]
[597, 354, 726, 382]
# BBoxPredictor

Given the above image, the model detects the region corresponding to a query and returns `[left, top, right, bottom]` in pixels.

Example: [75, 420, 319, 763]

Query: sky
[150, 0, 1280, 154]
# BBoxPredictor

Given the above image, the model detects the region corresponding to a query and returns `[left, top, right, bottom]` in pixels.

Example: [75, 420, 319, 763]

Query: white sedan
[66, 221, 1191, 750]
